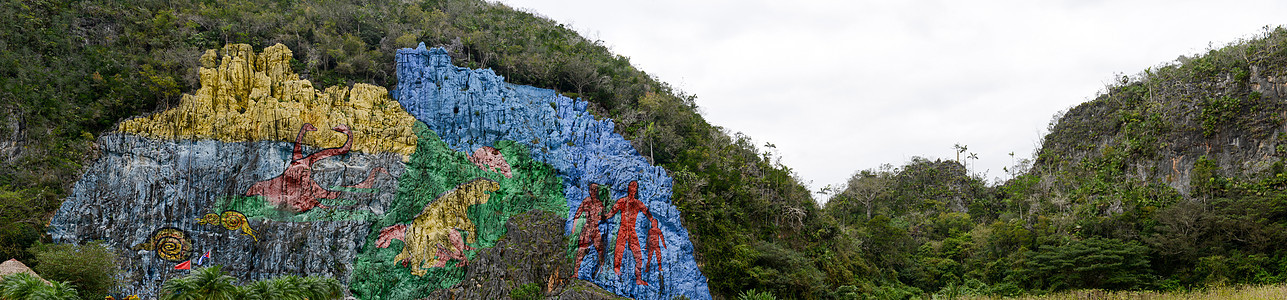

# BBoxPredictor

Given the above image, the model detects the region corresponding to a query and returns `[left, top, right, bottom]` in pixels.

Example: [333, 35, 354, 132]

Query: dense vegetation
[5, 0, 1286, 298]
[1, 273, 80, 300]
[825, 27, 1287, 297]
[26, 242, 119, 299]
[159, 266, 344, 300]
[0, 242, 118, 300]
[0, 0, 834, 298]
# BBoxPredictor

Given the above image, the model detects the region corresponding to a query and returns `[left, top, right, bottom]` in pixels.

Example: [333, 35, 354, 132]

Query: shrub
[0, 273, 79, 300]
[736, 289, 777, 300]
[160, 266, 344, 300]
[28, 242, 118, 299]
[510, 282, 541, 300]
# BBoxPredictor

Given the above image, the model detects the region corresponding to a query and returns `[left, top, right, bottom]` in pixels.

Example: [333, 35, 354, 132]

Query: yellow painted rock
[117, 43, 418, 157]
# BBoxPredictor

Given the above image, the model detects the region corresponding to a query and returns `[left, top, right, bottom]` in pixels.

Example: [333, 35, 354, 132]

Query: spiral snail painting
[131, 227, 193, 262]
[198, 210, 258, 242]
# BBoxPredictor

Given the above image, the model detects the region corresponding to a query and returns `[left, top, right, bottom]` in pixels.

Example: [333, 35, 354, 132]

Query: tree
[0, 273, 79, 300]
[1024, 237, 1151, 290]
[953, 143, 968, 163]
[736, 289, 778, 300]
[237, 280, 284, 300]
[840, 168, 891, 221]
[160, 266, 239, 300]
[28, 242, 118, 299]
[292, 276, 344, 300]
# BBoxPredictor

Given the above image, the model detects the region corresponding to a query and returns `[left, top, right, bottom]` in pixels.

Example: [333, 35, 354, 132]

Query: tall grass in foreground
[962, 284, 1287, 300]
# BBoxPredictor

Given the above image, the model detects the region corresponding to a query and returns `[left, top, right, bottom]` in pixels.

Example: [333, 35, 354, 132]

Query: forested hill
[10, 0, 1286, 299]
[825, 27, 1287, 297]
[0, 0, 834, 298]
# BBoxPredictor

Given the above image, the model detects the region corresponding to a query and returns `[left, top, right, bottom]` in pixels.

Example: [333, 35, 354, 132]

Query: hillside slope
[824, 27, 1287, 296]
[0, 0, 849, 298]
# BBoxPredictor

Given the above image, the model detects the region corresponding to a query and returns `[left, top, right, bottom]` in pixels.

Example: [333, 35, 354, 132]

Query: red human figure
[245, 123, 381, 212]
[645, 214, 667, 273]
[573, 183, 606, 271]
[607, 181, 649, 285]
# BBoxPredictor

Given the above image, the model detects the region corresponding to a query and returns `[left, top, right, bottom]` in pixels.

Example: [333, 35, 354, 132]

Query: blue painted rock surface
[394, 44, 710, 300]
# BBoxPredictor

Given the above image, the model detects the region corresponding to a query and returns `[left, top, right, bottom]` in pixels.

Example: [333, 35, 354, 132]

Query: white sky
[494, 0, 1287, 202]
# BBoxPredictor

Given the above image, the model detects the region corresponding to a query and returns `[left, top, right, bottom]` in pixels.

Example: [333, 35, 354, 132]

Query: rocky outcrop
[1037, 66, 1287, 196]
[394, 44, 710, 300]
[117, 44, 418, 157]
[48, 134, 402, 297]
[51, 43, 710, 300]
[425, 210, 623, 300]
[51, 44, 412, 298]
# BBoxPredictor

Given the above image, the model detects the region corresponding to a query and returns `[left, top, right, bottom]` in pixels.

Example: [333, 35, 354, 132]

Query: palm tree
[241, 280, 294, 300]
[237, 274, 343, 300]
[953, 143, 968, 163]
[159, 266, 239, 300]
[160, 265, 345, 300]
[1, 273, 79, 300]
[30, 281, 79, 300]
[267, 276, 303, 300]
[238, 280, 285, 300]
[295, 276, 343, 300]
[1, 273, 45, 300]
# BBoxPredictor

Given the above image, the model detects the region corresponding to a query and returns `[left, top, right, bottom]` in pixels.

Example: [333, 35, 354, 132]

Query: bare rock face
[395, 44, 710, 300]
[425, 210, 623, 300]
[51, 43, 711, 300]
[117, 43, 418, 157]
[0, 108, 23, 164]
[1037, 62, 1287, 196]
[50, 44, 411, 298]
[49, 134, 402, 297]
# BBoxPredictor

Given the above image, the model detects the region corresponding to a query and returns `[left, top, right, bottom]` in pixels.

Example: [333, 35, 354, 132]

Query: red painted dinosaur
[245, 123, 382, 213]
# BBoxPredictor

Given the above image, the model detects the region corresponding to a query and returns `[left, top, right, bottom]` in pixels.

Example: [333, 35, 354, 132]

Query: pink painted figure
[608, 181, 650, 285]
[573, 183, 607, 271]
[245, 123, 383, 212]
[431, 229, 473, 267]
[468, 146, 513, 178]
[375, 224, 408, 248]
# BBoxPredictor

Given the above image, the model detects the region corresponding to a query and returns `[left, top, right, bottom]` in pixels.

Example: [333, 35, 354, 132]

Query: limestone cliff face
[1036, 62, 1287, 196]
[51, 43, 710, 300]
[48, 134, 402, 297]
[53, 44, 414, 298]
[117, 44, 418, 157]
[425, 210, 624, 300]
[394, 44, 710, 300]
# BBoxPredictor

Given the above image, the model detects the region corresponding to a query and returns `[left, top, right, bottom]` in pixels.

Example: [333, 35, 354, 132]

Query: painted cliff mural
[48, 43, 709, 300]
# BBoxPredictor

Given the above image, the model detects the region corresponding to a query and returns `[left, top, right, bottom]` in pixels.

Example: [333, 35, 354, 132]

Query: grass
[963, 284, 1287, 300]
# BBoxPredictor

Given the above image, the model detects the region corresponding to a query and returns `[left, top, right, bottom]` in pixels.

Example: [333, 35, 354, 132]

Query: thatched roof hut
[0, 259, 48, 284]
